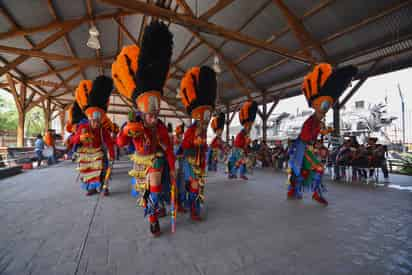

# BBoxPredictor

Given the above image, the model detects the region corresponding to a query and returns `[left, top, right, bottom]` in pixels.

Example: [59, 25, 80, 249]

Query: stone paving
[0, 161, 411, 275]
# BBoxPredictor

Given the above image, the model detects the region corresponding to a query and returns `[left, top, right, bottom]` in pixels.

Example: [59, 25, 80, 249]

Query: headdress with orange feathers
[302, 63, 357, 112]
[179, 66, 217, 121]
[210, 112, 225, 133]
[239, 100, 258, 127]
[112, 21, 173, 114]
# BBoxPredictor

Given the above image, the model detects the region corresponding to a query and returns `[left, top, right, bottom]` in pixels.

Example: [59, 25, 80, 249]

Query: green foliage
[0, 93, 45, 136]
[0, 95, 18, 131]
[399, 153, 412, 175]
[25, 107, 45, 137]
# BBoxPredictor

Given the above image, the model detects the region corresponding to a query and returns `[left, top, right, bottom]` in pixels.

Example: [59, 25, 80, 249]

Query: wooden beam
[0, 3, 79, 92]
[199, 0, 272, 67]
[0, 45, 112, 66]
[6, 73, 22, 113]
[193, 31, 257, 98]
[114, 17, 139, 45]
[47, 0, 88, 80]
[266, 97, 279, 118]
[29, 64, 80, 80]
[49, 70, 82, 96]
[338, 60, 381, 108]
[249, 0, 412, 79]
[100, 0, 312, 64]
[232, 0, 336, 67]
[273, 0, 327, 61]
[199, 0, 235, 20]
[0, 22, 81, 77]
[0, 56, 65, 108]
[86, 0, 104, 75]
[176, 3, 262, 98]
[108, 109, 189, 118]
[175, 0, 193, 16]
[0, 11, 137, 40]
[26, 79, 76, 90]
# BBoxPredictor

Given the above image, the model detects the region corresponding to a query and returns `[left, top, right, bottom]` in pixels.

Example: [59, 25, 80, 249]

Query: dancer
[174, 123, 187, 212]
[112, 21, 174, 236]
[288, 63, 357, 205]
[71, 76, 115, 196]
[228, 101, 257, 180]
[179, 65, 217, 221]
[208, 112, 225, 172]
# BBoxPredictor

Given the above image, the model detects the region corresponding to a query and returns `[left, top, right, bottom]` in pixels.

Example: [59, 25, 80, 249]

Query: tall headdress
[167, 123, 173, 134]
[239, 100, 258, 127]
[74, 80, 92, 111]
[302, 63, 357, 112]
[81, 76, 117, 132]
[65, 102, 87, 133]
[179, 65, 217, 121]
[112, 21, 173, 114]
[210, 112, 225, 133]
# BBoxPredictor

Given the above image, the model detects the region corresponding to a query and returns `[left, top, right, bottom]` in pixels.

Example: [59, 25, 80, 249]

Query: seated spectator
[34, 134, 44, 168]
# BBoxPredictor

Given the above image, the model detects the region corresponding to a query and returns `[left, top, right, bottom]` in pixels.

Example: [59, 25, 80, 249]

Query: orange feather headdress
[179, 66, 217, 121]
[210, 112, 225, 133]
[302, 63, 357, 112]
[112, 21, 173, 114]
[239, 100, 258, 127]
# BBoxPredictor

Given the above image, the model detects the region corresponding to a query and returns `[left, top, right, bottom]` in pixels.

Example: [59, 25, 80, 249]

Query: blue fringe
[81, 181, 101, 191]
[130, 177, 140, 197]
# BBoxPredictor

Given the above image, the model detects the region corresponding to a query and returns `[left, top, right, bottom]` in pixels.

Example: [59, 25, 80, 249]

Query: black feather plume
[217, 112, 225, 129]
[87, 76, 113, 111]
[136, 21, 173, 97]
[72, 101, 86, 124]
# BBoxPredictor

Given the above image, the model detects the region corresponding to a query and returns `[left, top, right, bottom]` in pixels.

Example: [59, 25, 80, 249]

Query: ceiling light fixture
[213, 55, 222, 74]
[87, 26, 101, 50]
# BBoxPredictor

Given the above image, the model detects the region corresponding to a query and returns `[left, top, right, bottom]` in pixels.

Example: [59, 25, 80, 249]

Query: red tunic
[182, 123, 207, 170]
[234, 130, 248, 150]
[72, 123, 115, 159]
[117, 120, 175, 171]
[299, 114, 321, 143]
[210, 136, 224, 151]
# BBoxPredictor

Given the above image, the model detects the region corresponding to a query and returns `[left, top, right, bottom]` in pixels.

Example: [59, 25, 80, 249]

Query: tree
[0, 92, 45, 136]
[0, 94, 18, 132]
[25, 107, 45, 137]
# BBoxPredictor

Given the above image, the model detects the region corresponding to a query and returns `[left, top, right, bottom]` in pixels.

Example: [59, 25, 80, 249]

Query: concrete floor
[0, 161, 411, 275]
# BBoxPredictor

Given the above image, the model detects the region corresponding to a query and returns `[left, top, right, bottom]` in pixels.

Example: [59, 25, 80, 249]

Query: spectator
[34, 134, 44, 168]
[44, 129, 56, 165]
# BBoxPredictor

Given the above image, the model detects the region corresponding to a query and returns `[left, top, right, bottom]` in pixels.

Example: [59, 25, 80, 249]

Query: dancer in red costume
[288, 63, 357, 205]
[228, 101, 257, 180]
[179, 65, 217, 221]
[71, 76, 115, 196]
[112, 21, 174, 237]
[208, 112, 226, 172]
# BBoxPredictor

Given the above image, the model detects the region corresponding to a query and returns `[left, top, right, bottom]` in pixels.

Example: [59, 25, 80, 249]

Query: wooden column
[6, 74, 35, 147]
[333, 102, 340, 136]
[59, 110, 66, 137]
[16, 112, 25, 147]
[262, 101, 268, 142]
[226, 104, 230, 143]
[43, 98, 52, 130]
[258, 97, 279, 143]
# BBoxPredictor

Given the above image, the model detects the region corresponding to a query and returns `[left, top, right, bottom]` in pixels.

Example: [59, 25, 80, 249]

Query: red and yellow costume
[208, 112, 225, 172]
[173, 124, 187, 211]
[288, 63, 357, 205]
[112, 21, 174, 236]
[71, 76, 115, 196]
[179, 65, 217, 221]
[228, 101, 257, 180]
